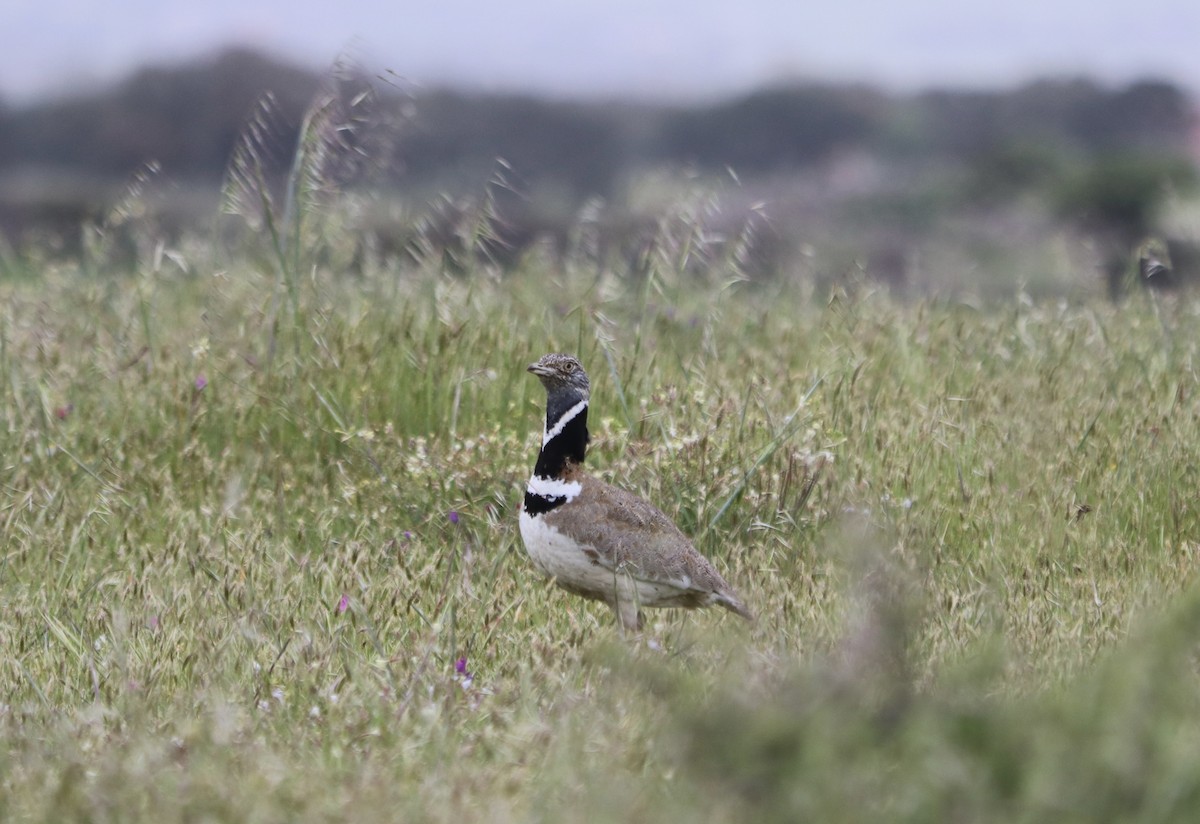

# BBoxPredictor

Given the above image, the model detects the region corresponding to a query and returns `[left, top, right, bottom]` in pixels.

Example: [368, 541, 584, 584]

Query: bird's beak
[528, 362, 551, 377]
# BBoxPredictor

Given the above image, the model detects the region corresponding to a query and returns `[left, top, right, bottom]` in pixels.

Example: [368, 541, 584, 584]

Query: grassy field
[3, 204, 1200, 823]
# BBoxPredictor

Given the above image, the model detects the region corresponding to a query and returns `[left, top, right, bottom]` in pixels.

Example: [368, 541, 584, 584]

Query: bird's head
[528, 353, 590, 398]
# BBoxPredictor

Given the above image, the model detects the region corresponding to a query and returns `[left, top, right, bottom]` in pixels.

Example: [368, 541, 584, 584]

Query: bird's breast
[519, 507, 610, 590]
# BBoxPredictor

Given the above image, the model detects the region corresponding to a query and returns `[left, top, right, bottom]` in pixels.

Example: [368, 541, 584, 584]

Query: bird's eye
[563, 362, 575, 373]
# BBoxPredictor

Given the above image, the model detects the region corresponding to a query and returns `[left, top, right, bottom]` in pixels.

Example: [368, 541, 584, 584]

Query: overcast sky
[3, 0, 1198, 104]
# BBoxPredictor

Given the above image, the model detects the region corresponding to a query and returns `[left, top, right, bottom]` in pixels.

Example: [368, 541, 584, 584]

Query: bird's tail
[715, 591, 755, 622]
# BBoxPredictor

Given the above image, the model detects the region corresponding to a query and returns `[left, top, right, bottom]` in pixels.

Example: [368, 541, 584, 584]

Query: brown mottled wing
[543, 473, 736, 597]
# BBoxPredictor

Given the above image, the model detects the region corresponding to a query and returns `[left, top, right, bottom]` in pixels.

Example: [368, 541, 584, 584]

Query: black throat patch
[525, 396, 589, 516]
[533, 397, 588, 479]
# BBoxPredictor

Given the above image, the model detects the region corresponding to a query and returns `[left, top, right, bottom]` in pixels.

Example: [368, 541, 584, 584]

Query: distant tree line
[0, 46, 1195, 288]
[0, 49, 320, 182]
[0, 48, 1192, 195]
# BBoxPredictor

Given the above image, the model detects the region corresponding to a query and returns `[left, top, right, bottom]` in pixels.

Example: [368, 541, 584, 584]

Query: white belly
[519, 509, 617, 596]
[518, 509, 692, 608]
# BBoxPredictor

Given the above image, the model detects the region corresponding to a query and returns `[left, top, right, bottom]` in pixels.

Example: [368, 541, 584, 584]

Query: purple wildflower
[448, 511, 460, 525]
[337, 594, 349, 614]
[403, 531, 413, 541]
[194, 374, 208, 391]
[455, 656, 474, 689]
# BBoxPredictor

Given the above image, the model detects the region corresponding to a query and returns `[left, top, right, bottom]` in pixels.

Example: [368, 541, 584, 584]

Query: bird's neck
[533, 395, 589, 479]
[525, 396, 588, 516]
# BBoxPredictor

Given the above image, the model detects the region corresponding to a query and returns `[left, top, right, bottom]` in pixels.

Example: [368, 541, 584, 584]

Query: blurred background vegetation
[0, 46, 1196, 297]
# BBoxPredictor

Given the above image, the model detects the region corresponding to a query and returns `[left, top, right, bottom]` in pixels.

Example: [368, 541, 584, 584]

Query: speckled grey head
[527, 353, 590, 398]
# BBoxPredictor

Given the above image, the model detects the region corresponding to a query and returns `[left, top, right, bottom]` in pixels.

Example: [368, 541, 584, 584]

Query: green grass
[4, 234, 1200, 822]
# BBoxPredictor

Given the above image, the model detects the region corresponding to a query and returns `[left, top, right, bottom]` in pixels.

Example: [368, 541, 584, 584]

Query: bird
[518, 352, 753, 633]
[1138, 237, 1176, 288]
[1106, 236, 1199, 297]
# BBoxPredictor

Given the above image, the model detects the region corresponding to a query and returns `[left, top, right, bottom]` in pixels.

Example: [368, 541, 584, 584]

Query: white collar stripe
[542, 398, 588, 446]
[526, 475, 583, 501]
